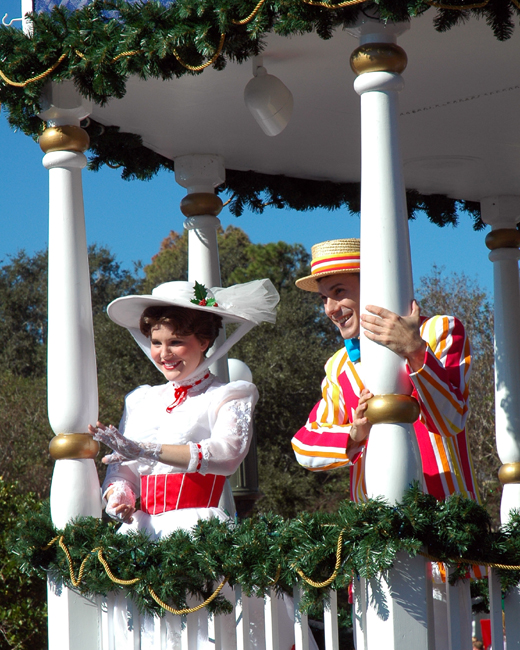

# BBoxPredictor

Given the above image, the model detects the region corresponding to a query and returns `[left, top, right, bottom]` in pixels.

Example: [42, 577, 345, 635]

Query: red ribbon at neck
[166, 373, 210, 413]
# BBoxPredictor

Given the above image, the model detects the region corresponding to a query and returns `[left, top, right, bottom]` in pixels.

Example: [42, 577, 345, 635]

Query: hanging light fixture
[244, 56, 294, 136]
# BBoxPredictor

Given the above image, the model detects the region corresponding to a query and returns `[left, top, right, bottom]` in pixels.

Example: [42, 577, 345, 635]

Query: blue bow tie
[344, 337, 360, 363]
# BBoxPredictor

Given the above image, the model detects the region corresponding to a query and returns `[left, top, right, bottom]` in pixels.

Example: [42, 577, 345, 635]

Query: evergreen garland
[82, 119, 484, 228]
[0, 0, 504, 227]
[10, 485, 520, 616]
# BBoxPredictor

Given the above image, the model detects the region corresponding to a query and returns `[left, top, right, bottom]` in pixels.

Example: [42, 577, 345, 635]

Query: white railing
[49, 561, 520, 650]
[94, 585, 339, 650]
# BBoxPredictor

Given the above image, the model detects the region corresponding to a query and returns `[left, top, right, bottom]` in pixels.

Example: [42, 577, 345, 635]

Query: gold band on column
[180, 193, 223, 217]
[49, 433, 99, 460]
[365, 394, 420, 425]
[350, 43, 407, 76]
[485, 229, 520, 251]
[39, 125, 90, 153]
[498, 462, 520, 485]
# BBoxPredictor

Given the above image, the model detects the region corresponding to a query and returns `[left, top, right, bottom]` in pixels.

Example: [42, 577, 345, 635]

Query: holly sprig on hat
[191, 281, 218, 308]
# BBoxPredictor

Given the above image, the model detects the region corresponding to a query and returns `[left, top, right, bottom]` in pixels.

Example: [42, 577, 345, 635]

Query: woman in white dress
[89, 279, 308, 649]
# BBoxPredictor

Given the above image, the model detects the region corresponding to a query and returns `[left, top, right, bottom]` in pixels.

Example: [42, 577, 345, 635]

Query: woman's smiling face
[149, 323, 209, 382]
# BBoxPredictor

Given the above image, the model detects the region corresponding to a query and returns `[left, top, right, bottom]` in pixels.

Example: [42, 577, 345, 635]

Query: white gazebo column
[481, 196, 520, 522]
[350, 20, 422, 502]
[349, 21, 428, 650]
[481, 197, 520, 650]
[39, 81, 101, 650]
[175, 154, 229, 382]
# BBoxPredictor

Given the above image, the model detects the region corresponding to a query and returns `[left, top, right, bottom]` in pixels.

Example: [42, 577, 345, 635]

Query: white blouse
[102, 372, 259, 499]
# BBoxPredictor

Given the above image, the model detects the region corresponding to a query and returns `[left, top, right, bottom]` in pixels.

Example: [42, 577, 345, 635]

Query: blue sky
[0, 0, 495, 296]
[0, 115, 494, 295]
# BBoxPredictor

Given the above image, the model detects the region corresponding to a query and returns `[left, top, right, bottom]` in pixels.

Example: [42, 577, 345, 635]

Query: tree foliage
[416, 266, 498, 524]
[0, 481, 47, 650]
[0, 230, 500, 647]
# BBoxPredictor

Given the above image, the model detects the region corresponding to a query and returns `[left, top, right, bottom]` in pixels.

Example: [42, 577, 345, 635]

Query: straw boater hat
[107, 279, 279, 380]
[295, 239, 360, 292]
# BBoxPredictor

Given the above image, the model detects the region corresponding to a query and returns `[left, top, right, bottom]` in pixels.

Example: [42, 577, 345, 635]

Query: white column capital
[175, 155, 227, 382]
[481, 196, 520, 229]
[39, 81, 92, 126]
[346, 16, 409, 44]
[174, 154, 225, 194]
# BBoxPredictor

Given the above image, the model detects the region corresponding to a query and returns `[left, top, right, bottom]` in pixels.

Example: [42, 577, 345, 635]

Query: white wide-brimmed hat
[107, 279, 279, 379]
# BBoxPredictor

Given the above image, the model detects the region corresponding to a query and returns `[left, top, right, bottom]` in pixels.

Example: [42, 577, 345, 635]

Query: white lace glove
[92, 425, 162, 465]
[105, 480, 136, 522]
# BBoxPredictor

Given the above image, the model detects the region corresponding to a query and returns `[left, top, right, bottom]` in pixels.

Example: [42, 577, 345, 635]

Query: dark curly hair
[139, 305, 222, 353]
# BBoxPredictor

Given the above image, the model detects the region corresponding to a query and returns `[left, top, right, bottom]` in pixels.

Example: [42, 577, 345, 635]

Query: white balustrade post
[39, 81, 102, 650]
[348, 19, 428, 649]
[293, 584, 310, 650]
[481, 197, 520, 650]
[175, 154, 229, 382]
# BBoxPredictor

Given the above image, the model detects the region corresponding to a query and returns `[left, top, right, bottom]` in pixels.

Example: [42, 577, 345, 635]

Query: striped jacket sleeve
[409, 315, 471, 438]
[291, 350, 363, 471]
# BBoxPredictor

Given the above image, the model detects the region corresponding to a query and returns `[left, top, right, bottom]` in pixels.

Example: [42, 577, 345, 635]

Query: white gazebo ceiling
[91, 13, 520, 202]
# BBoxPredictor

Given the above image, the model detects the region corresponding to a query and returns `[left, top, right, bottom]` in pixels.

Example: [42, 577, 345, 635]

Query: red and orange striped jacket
[292, 314, 481, 505]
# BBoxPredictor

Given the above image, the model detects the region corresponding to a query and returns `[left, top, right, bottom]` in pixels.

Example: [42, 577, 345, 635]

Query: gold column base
[49, 433, 99, 460]
[39, 125, 90, 153]
[180, 193, 223, 217]
[350, 43, 408, 76]
[485, 229, 520, 251]
[365, 394, 420, 425]
[498, 462, 520, 484]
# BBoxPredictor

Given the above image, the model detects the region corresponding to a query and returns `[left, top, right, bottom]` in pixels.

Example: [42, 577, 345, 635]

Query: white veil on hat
[107, 279, 280, 381]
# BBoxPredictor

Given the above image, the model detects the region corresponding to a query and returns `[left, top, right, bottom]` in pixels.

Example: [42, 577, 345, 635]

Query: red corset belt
[140, 473, 226, 515]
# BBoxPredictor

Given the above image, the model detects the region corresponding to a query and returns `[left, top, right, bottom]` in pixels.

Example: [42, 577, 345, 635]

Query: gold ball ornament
[180, 193, 223, 218]
[49, 433, 99, 460]
[365, 394, 420, 425]
[39, 126, 90, 154]
[350, 43, 408, 76]
[498, 463, 520, 485]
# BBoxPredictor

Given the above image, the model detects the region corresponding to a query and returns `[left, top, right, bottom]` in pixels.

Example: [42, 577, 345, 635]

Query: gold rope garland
[292, 529, 346, 589]
[0, 52, 68, 88]
[112, 49, 144, 62]
[269, 565, 282, 586]
[95, 548, 141, 585]
[148, 576, 229, 615]
[231, 0, 268, 25]
[38, 530, 520, 617]
[0, 35, 224, 89]
[45, 536, 140, 587]
[172, 33, 226, 72]
[301, 0, 365, 8]
[45, 536, 94, 587]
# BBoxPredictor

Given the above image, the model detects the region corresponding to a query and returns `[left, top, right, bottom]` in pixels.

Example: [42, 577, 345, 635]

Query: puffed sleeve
[408, 315, 471, 438]
[291, 349, 364, 471]
[186, 381, 259, 476]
